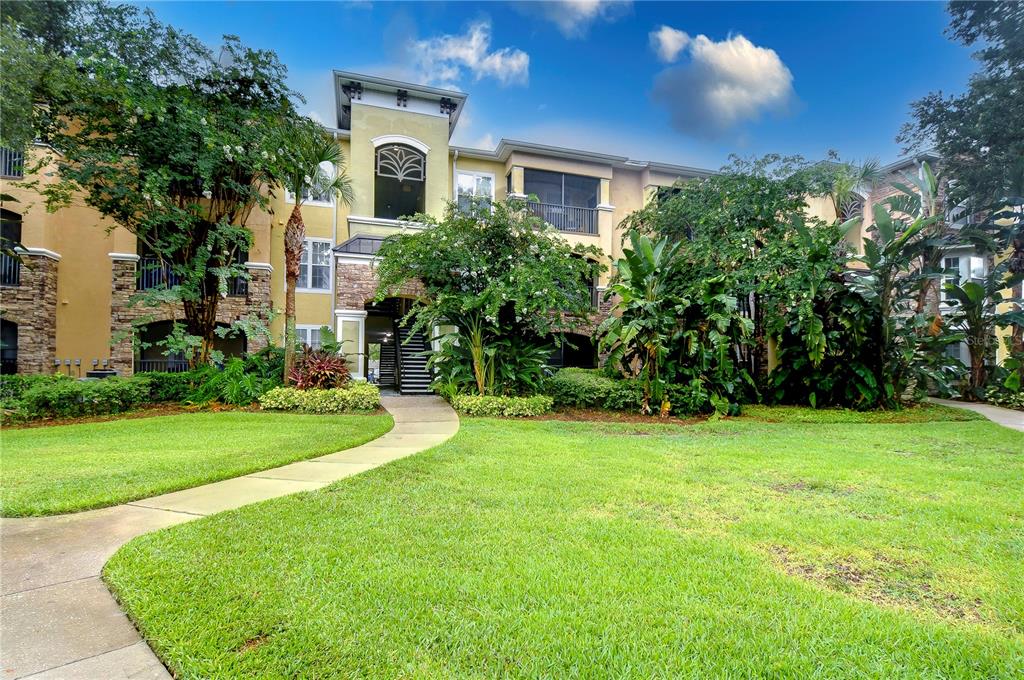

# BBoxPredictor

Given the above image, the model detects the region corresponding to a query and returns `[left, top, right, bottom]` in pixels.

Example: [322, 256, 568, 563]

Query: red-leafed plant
[288, 348, 350, 390]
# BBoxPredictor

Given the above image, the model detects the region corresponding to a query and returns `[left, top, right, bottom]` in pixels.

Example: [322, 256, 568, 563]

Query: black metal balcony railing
[227, 275, 248, 298]
[136, 358, 190, 373]
[1, 253, 20, 286]
[138, 257, 248, 296]
[527, 201, 598, 235]
[0, 148, 24, 178]
[137, 257, 181, 290]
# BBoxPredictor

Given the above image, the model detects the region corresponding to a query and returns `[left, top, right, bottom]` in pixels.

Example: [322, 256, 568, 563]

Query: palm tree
[280, 123, 354, 382]
[823, 159, 881, 222]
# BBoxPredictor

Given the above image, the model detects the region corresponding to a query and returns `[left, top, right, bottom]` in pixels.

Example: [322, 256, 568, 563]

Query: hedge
[545, 368, 724, 416]
[451, 394, 553, 417]
[19, 376, 151, 419]
[259, 383, 381, 413]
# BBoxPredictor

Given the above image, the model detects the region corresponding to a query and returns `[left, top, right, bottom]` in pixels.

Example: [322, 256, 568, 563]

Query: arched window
[375, 144, 425, 220]
[840, 196, 864, 222]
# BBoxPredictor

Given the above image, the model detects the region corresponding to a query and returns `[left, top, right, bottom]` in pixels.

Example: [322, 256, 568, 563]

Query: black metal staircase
[377, 341, 397, 388]
[396, 324, 432, 394]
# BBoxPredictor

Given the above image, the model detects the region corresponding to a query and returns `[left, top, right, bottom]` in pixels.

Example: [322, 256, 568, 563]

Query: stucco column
[596, 177, 615, 286]
[509, 166, 526, 198]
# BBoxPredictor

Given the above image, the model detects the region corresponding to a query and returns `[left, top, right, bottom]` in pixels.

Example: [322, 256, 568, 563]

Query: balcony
[0, 148, 24, 178]
[0, 253, 20, 286]
[138, 257, 247, 296]
[527, 201, 598, 235]
[138, 257, 180, 290]
[136, 358, 190, 373]
[227, 275, 248, 297]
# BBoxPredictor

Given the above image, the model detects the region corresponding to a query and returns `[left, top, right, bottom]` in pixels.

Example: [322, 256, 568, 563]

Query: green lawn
[1, 411, 393, 516]
[105, 411, 1024, 678]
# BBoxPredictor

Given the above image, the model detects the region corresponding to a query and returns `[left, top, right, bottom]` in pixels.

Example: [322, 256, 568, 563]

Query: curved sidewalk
[0, 395, 458, 679]
[931, 398, 1024, 432]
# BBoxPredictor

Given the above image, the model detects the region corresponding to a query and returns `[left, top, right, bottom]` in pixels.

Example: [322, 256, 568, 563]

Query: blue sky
[140, 1, 975, 170]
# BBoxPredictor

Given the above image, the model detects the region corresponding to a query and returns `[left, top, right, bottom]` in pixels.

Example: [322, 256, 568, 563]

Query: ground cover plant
[1, 411, 392, 516]
[106, 410, 1023, 678]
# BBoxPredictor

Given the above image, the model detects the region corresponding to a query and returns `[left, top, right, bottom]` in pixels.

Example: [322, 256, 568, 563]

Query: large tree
[4, 4, 302, 364]
[622, 155, 824, 379]
[898, 1, 1024, 206]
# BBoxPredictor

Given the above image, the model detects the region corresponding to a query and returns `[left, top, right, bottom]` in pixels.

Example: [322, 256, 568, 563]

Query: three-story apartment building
[2, 69, 978, 391]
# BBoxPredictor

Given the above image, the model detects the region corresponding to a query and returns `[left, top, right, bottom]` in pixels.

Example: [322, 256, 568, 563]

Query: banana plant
[943, 261, 1024, 397]
[851, 203, 940, 405]
[884, 161, 958, 315]
[597, 232, 685, 415]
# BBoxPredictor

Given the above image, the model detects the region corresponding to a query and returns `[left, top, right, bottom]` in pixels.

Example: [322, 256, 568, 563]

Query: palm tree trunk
[283, 204, 305, 384]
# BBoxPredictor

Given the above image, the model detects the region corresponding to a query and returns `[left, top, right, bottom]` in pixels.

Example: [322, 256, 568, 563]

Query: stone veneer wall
[335, 260, 425, 309]
[1, 254, 59, 374]
[110, 259, 272, 375]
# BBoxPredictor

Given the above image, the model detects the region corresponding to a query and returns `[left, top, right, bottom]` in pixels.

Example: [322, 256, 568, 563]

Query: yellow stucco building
[1, 70, 985, 391]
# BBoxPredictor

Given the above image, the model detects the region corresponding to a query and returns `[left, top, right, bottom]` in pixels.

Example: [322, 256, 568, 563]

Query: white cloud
[528, 1, 632, 39]
[413, 20, 529, 87]
[649, 25, 690, 63]
[651, 33, 795, 138]
[473, 133, 496, 150]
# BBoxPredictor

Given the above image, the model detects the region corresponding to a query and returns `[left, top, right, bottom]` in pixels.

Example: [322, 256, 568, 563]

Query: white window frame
[294, 324, 325, 350]
[940, 250, 986, 306]
[285, 185, 334, 208]
[296, 238, 333, 294]
[456, 169, 495, 211]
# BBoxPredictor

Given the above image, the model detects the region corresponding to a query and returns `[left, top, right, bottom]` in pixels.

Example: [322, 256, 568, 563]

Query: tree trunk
[283, 204, 306, 384]
[182, 294, 220, 368]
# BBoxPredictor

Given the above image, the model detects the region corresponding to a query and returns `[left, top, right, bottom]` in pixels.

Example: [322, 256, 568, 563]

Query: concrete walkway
[931, 398, 1024, 432]
[0, 395, 457, 679]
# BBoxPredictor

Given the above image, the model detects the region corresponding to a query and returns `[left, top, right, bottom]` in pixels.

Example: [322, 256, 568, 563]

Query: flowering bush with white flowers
[375, 199, 605, 396]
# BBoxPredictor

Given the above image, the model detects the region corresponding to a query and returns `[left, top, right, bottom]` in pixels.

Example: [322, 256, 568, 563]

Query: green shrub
[259, 382, 381, 413]
[187, 358, 281, 406]
[19, 377, 150, 419]
[545, 368, 721, 416]
[546, 368, 619, 408]
[0, 374, 70, 407]
[138, 372, 195, 402]
[451, 394, 553, 417]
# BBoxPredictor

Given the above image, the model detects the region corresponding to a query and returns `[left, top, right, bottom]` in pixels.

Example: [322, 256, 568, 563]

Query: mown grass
[1, 411, 393, 516]
[741, 402, 986, 423]
[106, 412, 1023, 678]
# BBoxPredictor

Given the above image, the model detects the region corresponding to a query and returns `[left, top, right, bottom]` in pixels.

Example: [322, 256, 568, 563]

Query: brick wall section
[567, 294, 614, 337]
[336, 260, 425, 308]
[1, 254, 58, 374]
[110, 260, 272, 375]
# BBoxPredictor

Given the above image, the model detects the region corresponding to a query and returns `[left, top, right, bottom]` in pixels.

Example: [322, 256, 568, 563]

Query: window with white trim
[941, 254, 986, 303]
[286, 185, 333, 206]
[295, 326, 322, 349]
[456, 170, 494, 212]
[297, 239, 331, 291]
[374, 144, 425, 219]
